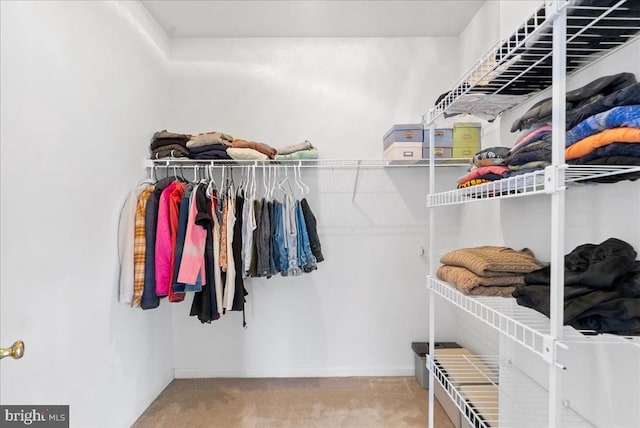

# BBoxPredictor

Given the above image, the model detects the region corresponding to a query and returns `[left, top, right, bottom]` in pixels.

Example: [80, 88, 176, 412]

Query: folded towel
[440, 246, 543, 277]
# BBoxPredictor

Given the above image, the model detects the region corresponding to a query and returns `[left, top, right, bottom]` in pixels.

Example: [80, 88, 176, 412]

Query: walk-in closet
[1, 1, 638, 427]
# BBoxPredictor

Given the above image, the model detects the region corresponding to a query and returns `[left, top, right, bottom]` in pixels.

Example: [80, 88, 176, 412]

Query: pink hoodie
[177, 188, 207, 285]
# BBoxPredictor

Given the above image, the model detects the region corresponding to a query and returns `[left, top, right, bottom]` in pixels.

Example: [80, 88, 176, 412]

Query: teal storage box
[383, 123, 423, 150]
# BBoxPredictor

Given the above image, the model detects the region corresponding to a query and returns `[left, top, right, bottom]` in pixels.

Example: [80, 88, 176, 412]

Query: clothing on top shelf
[118, 166, 323, 326]
[227, 147, 269, 161]
[276, 140, 314, 155]
[513, 238, 640, 335]
[510, 72, 637, 132]
[232, 139, 277, 159]
[187, 132, 234, 148]
[149, 129, 318, 161]
[275, 148, 319, 161]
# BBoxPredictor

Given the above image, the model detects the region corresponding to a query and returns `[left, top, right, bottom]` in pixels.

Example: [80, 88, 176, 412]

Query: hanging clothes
[122, 162, 324, 328]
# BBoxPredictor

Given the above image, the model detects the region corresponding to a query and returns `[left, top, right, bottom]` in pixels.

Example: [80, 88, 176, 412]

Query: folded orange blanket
[565, 127, 640, 160]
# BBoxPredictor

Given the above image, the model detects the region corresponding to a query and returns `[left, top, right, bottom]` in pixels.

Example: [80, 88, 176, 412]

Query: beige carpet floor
[133, 377, 455, 428]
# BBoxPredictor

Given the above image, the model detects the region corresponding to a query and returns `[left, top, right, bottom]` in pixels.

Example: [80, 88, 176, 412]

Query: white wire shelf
[428, 277, 551, 358]
[429, 354, 594, 427]
[144, 158, 470, 170]
[427, 165, 640, 207]
[423, 0, 640, 125]
[428, 277, 640, 358]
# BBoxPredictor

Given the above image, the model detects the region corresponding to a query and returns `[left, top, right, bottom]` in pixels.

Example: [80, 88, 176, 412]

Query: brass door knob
[0, 341, 25, 360]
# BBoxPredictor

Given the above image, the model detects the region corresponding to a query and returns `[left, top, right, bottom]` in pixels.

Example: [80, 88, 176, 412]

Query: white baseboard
[125, 370, 174, 427]
[174, 366, 414, 379]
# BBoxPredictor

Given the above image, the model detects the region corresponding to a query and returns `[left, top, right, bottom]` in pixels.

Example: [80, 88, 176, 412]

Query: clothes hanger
[298, 163, 310, 197]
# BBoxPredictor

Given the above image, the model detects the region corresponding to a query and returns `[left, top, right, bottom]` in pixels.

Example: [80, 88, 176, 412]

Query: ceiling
[141, 0, 486, 38]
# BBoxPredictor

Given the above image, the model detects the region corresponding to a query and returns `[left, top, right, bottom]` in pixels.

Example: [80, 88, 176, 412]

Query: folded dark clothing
[188, 143, 230, 155]
[513, 284, 619, 322]
[191, 149, 231, 160]
[150, 143, 190, 157]
[511, 73, 637, 132]
[577, 155, 640, 183]
[471, 147, 510, 168]
[510, 138, 552, 156]
[150, 138, 189, 151]
[153, 130, 190, 142]
[573, 315, 640, 335]
[525, 238, 638, 289]
[476, 173, 505, 181]
[568, 83, 640, 130]
[506, 147, 552, 166]
[567, 142, 640, 164]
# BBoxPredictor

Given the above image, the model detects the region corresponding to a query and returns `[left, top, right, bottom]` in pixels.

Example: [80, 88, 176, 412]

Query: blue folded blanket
[566, 105, 640, 147]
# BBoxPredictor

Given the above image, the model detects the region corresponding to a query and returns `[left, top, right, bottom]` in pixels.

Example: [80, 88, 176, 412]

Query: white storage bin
[383, 142, 422, 162]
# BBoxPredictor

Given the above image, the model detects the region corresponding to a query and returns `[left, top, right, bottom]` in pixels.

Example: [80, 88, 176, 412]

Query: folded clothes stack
[149, 130, 300, 161]
[150, 130, 191, 159]
[456, 147, 510, 188]
[186, 132, 233, 160]
[506, 72, 640, 182]
[513, 237, 640, 335]
[565, 104, 640, 183]
[275, 140, 318, 160]
[437, 246, 544, 297]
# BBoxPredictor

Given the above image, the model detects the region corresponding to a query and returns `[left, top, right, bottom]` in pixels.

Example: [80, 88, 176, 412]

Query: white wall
[165, 37, 462, 377]
[0, 2, 172, 427]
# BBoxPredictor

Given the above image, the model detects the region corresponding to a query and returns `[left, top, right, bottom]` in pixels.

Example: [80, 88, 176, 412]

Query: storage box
[453, 122, 481, 159]
[411, 342, 461, 389]
[452, 145, 480, 159]
[383, 123, 424, 150]
[423, 128, 454, 146]
[423, 146, 453, 159]
[383, 142, 422, 162]
[453, 122, 481, 144]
